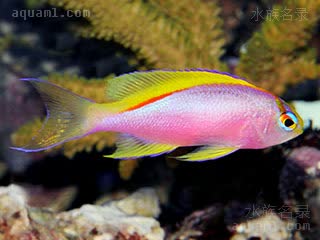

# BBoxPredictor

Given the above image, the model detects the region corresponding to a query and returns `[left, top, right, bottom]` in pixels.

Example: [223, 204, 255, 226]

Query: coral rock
[230, 212, 294, 240]
[0, 184, 164, 240]
[280, 146, 320, 203]
[288, 146, 320, 177]
[56, 203, 163, 240]
[167, 205, 224, 240]
[114, 187, 161, 218]
[279, 145, 320, 239]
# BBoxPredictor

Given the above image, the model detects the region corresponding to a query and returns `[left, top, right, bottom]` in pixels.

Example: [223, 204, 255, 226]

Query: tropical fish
[11, 70, 304, 161]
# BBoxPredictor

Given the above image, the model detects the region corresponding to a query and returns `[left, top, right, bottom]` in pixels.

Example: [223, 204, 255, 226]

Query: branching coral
[48, 0, 226, 70]
[0, 185, 164, 239]
[236, 0, 320, 95]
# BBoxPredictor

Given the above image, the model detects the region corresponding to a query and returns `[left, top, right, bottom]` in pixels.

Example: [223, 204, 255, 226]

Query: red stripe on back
[122, 83, 277, 112]
[124, 91, 178, 112]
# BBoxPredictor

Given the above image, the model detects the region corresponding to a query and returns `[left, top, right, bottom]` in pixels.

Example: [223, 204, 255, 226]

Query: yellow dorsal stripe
[105, 70, 258, 112]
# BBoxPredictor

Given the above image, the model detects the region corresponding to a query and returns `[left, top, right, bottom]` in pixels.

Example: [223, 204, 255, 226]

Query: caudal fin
[11, 78, 94, 152]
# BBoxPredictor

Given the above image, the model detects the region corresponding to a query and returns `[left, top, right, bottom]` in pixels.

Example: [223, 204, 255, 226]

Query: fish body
[95, 85, 284, 148]
[12, 70, 304, 161]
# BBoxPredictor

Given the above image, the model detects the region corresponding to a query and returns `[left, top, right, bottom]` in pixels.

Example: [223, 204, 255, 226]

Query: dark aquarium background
[0, 0, 319, 239]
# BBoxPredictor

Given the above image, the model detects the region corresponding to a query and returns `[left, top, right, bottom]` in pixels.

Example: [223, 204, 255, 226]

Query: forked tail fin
[11, 78, 95, 152]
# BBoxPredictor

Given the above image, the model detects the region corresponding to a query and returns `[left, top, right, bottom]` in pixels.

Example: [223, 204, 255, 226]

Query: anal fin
[176, 145, 239, 161]
[104, 134, 177, 159]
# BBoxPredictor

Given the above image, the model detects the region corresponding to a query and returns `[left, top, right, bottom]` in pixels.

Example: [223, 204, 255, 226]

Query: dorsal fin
[105, 70, 253, 111]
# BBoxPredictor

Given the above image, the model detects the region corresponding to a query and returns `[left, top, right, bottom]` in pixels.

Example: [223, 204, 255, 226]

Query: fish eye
[279, 112, 298, 131]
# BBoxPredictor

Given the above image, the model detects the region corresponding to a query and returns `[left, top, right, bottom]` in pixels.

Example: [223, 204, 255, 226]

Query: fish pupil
[284, 118, 294, 127]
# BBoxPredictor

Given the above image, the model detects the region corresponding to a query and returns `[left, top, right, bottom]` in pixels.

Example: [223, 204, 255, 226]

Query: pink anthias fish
[12, 70, 304, 161]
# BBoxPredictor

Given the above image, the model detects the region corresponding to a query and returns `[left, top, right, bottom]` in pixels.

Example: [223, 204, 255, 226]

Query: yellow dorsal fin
[175, 145, 239, 161]
[104, 134, 178, 159]
[106, 70, 254, 111]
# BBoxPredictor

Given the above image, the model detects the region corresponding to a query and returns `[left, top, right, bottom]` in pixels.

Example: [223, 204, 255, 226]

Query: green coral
[48, 0, 226, 70]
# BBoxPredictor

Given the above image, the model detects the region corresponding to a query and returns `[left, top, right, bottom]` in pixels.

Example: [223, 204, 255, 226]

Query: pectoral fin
[176, 145, 239, 161]
[104, 134, 178, 159]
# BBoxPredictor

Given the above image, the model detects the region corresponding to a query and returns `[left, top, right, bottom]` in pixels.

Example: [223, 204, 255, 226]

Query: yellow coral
[236, 0, 320, 95]
[48, 0, 226, 70]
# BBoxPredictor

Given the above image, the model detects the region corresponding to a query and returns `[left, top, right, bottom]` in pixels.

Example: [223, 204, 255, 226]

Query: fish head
[262, 98, 304, 147]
